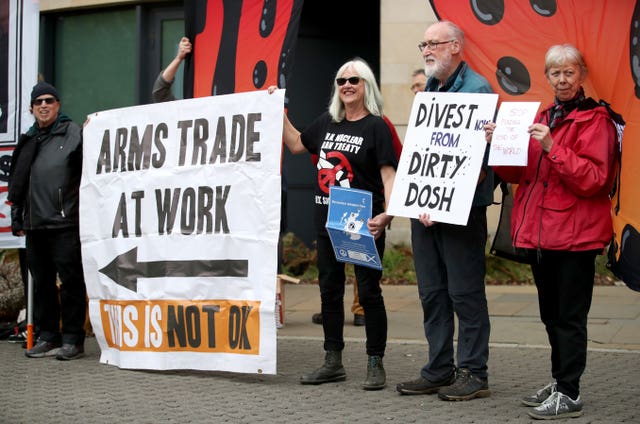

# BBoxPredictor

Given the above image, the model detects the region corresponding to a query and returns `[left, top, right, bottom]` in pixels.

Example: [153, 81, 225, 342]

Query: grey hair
[438, 20, 465, 51]
[328, 58, 383, 123]
[544, 44, 587, 77]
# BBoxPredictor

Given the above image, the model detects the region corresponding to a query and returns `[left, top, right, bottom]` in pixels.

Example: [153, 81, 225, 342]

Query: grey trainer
[528, 391, 583, 420]
[522, 382, 557, 407]
[56, 344, 85, 360]
[25, 340, 61, 358]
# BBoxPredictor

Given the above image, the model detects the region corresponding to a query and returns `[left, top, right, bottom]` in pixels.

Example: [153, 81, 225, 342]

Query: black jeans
[530, 249, 598, 399]
[26, 228, 87, 345]
[411, 206, 490, 381]
[316, 233, 387, 357]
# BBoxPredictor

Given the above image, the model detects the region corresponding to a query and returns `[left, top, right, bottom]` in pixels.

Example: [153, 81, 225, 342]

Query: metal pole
[26, 270, 34, 349]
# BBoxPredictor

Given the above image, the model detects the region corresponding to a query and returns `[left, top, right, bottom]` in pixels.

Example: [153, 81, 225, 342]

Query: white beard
[424, 56, 450, 80]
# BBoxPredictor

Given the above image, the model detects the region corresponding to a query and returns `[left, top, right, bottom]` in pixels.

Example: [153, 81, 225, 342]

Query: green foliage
[280, 232, 318, 282]
[280, 232, 617, 286]
[485, 254, 533, 285]
[0, 249, 25, 320]
[381, 245, 416, 284]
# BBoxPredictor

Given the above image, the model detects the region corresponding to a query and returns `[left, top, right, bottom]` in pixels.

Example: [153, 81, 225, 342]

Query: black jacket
[8, 114, 82, 233]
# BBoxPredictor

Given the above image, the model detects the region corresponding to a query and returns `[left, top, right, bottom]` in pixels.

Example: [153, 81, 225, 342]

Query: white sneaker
[528, 391, 583, 420]
[522, 381, 556, 406]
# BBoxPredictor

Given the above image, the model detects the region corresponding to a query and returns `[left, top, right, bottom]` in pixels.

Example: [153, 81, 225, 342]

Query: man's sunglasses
[32, 97, 57, 106]
[336, 77, 361, 86]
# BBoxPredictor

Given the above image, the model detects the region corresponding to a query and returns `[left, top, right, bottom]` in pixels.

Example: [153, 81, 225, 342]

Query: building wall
[38, 0, 501, 247]
[380, 0, 437, 140]
[380, 1, 436, 245]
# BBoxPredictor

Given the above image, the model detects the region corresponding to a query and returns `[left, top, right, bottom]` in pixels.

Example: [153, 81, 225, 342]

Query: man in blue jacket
[396, 20, 494, 401]
[8, 81, 86, 360]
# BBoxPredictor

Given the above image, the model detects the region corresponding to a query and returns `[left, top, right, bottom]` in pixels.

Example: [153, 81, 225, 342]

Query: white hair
[328, 58, 383, 122]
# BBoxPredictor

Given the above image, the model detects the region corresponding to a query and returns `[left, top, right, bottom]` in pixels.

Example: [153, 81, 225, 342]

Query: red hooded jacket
[493, 100, 617, 252]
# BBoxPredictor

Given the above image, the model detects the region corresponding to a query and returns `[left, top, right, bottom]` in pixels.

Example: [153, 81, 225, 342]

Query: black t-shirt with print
[301, 112, 398, 235]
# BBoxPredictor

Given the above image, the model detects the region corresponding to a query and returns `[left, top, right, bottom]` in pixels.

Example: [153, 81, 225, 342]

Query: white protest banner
[488, 101, 540, 166]
[388, 92, 498, 225]
[80, 89, 284, 374]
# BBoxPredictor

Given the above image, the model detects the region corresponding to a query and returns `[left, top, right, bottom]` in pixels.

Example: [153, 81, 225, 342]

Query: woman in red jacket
[485, 44, 618, 420]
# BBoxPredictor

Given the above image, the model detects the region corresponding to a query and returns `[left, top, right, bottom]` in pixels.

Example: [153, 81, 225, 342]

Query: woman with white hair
[485, 44, 620, 420]
[269, 58, 397, 390]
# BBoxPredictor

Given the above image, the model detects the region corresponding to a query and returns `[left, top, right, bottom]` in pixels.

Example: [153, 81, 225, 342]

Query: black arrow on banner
[99, 247, 249, 292]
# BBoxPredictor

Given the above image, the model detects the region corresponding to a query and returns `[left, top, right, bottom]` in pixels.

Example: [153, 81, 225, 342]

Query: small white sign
[488, 101, 540, 166]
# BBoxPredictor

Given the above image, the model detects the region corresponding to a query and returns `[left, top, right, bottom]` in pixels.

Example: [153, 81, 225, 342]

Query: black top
[301, 112, 397, 234]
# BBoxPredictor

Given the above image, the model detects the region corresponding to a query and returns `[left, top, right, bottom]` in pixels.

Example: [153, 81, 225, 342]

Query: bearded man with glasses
[8, 81, 87, 361]
[396, 20, 495, 402]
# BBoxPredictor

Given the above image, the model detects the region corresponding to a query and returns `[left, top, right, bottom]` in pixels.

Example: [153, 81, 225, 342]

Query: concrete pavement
[1, 283, 639, 424]
[279, 283, 640, 351]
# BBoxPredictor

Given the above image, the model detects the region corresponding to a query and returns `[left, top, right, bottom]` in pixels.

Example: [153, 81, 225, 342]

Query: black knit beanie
[30, 82, 59, 103]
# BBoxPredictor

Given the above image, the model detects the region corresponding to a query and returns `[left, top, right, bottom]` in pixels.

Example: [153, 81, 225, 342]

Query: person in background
[396, 20, 494, 401]
[8, 81, 86, 360]
[410, 68, 427, 94]
[152, 36, 192, 103]
[311, 115, 402, 328]
[268, 57, 397, 390]
[313, 285, 365, 326]
[485, 44, 619, 420]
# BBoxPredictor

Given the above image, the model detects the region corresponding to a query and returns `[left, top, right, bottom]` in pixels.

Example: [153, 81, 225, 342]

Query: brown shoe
[396, 373, 455, 395]
[438, 368, 490, 401]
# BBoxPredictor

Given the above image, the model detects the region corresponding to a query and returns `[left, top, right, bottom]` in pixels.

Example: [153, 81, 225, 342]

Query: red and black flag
[184, 0, 304, 98]
[429, 0, 640, 290]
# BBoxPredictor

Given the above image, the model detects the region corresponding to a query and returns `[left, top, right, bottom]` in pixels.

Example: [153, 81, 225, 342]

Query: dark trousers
[316, 233, 387, 357]
[530, 249, 598, 400]
[26, 228, 87, 345]
[411, 206, 490, 381]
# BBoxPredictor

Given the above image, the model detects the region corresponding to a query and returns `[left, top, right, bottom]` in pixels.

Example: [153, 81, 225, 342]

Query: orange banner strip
[99, 299, 261, 354]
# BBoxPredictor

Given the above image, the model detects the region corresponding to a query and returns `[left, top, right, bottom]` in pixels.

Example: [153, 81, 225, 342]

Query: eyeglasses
[417, 40, 455, 52]
[32, 97, 57, 106]
[336, 76, 361, 86]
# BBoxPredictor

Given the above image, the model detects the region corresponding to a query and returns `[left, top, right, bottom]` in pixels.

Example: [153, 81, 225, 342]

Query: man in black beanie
[8, 81, 87, 360]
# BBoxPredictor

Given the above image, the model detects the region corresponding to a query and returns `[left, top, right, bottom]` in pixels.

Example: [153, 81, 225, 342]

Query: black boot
[300, 351, 346, 385]
[362, 355, 386, 390]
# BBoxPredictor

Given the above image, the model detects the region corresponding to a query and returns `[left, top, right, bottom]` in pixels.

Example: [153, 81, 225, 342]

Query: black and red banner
[184, 0, 304, 98]
[430, 0, 640, 290]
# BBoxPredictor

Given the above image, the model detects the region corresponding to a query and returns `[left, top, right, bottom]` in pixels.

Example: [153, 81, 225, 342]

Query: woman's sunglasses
[336, 77, 361, 86]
